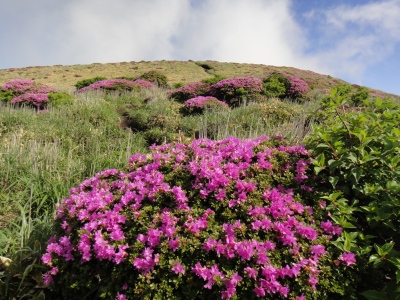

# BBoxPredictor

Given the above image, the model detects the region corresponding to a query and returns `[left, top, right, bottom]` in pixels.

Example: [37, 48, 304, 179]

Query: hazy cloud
[305, 0, 400, 80]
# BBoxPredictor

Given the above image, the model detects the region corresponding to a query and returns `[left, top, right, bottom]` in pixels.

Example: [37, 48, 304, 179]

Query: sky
[0, 0, 399, 95]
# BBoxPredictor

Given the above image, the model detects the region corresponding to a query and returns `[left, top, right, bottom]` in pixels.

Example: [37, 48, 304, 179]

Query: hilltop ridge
[0, 60, 398, 100]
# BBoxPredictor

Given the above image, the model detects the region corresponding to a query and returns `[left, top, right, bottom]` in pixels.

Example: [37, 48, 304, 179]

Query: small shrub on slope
[209, 76, 263, 106]
[139, 70, 169, 88]
[168, 82, 210, 103]
[182, 96, 229, 115]
[262, 73, 290, 99]
[42, 136, 354, 299]
[74, 76, 107, 90]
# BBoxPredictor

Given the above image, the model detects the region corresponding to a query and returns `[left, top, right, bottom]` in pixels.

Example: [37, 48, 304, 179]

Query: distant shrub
[0, 90, 14, 102]
[286, 75, 309, 99]
[42, 136, 354, 299]
[201, 75, 226, 85]
[209, 76, 263, 106]
[48, 92, 74, 107]
[181, 96, 229, 115]
[172, 82, 184, 89]
[139, 70, 169, 88]
[262, 73, 290, 99]
[10, 93, 49, 109]
[74, 76, 107, 90]
[350, 86, 370, 106]
[168, 82, 210, 103]
[1, 78, 57, 96]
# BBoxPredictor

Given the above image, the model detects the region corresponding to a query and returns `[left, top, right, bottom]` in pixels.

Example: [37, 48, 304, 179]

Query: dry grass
[1, 60, 398, 100]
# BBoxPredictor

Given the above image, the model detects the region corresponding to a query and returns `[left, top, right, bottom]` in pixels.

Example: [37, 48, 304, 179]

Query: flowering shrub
[1, 79, 57, 96]
[42, 136, 355, 299]
[74, 76, 107, 90]
[77, 79, 154, 93]
[10, 93, 49, 109]
[286, 76, 309, 99]
[209, 76, 263, 106]
[168, 82, 210, 103]
[182, 96, 229, 115]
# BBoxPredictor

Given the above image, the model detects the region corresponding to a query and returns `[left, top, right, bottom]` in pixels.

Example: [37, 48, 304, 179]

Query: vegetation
[0, 61, 399, 299]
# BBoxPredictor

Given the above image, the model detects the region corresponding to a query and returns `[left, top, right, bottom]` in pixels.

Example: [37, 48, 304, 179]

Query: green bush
[305, 91, 400, 299]
[0, 90, 14, 102]
[48, 92, 74, 107]
[74, 76, 107, 90]
[262, 73, 290, 99]
[139, 70, 169, 88]
[201, 75, 226, 85]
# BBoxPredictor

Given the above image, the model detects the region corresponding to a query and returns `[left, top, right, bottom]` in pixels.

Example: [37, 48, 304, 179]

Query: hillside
[1, 60, 398, 100]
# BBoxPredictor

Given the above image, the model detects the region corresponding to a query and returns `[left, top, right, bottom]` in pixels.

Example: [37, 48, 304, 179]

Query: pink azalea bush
[77, 79, 154, 93]
[1, 78, 57, 95]
[286, 75, 309, 99]
[182, 96, 229, 115]
[42, 136, 355, 299]
[209, 76, 263, 106]
[168, 82, 210, 103]
[10, 93, 49, 109]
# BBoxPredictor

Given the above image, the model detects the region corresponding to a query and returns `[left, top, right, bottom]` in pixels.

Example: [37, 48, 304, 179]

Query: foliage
[209, 76, 263, 106]
[201, 75, 226, 85]
[47, 92, 74, 107]
[74, 76, 107, 90]
[305, 89, 400, 299]
[139, 70, 169, 88]
[41, 136, 355, 299]
[168, 82, 210, 103]
[0, 90, 14, 102]
[262, 73, 290, 99]
[181, 96, 229, 115]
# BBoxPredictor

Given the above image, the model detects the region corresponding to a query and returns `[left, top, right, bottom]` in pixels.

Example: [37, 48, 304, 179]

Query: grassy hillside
[1, 60, 398, 100]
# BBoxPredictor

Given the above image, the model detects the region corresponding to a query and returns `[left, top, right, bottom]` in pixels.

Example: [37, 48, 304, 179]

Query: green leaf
[396, 269, 400, 284]
[329, 176, 339, 189]
[351, 167, 363, 183]
[360, 290, 388, 300]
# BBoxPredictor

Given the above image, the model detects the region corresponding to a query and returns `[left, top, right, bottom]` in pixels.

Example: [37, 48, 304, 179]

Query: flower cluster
[209, 76, 263, 105]
[77, 79, 154, 93]
[1, 78, 56, 95]
[286, 75, 309, 98]
[42, 136, 354, 299]
[1, 78, 57, 110]
[182, 96, 229, 115]
[10, 93, 49, 108]
[168, 81, 209, 102]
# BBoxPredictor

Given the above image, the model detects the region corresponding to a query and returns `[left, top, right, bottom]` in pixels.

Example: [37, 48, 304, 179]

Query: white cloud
[305, 0, 400, 80]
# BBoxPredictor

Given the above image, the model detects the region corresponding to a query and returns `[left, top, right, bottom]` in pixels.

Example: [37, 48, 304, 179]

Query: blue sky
[0, 0, 399, 95]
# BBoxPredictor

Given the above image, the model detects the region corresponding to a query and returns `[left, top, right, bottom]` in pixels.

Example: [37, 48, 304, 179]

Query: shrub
[42, 136, 354, 299]
[10, 93, 49, 109]
[209, 77, 263, 106]
[181, 96, 229, 115]
[74, 76, 107, 90]
[168, 82, 210, 103]
[286, 75, 309, 99]
[262, 73, 290, 99]
[2, 78, 57, 96]
[139, 70, 169, 88]
[201, 75, 226, 85]
[48, 92, 74, 107]
[0, 90, 14, 102]
[306, 93, 400, 298]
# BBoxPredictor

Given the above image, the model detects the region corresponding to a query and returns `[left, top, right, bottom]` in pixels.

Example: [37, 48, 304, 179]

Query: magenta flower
[339, 252, 356, 266]
[171, 261, 185, 275]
